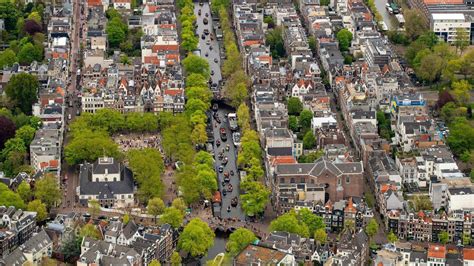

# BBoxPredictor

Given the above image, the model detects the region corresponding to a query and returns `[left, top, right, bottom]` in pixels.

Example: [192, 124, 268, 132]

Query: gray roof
[21, 229, 52, 254]
[0, 247, 27, 266]
[122, 221, 139, 239]
[267, 147, 293, 156]
[79, 160, 134, 196]
[276, 158, 363, 177]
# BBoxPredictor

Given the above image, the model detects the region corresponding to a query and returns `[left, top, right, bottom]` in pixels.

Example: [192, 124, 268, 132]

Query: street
[194, 2, 222, 92]
[374, 0, 398, 30]
[60, 0, 85, 210]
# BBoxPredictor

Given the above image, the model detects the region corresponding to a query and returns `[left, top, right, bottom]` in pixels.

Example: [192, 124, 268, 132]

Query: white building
[20, 230, 53, 265]
[30, 128, 62, 175]
[113, 0, 131, 9]
[448, 187, 474, 211]
[431, 13, 471, 44]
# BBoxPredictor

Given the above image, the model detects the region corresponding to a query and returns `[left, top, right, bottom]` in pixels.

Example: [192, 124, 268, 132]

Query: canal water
[374, 0, 399, 30]
[200, 231, 229, 264]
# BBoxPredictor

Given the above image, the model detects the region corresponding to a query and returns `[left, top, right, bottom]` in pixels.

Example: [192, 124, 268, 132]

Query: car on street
[199, 1, 204, 6]
[216, 139, 221, 146]
[214, 58, 218, 63]
[209, 46, 213, 50]
[203, 29, 209, 35]
[212, 103, 218, 111]
[205, 12, 209, 17]
[218, 166, 224, 173]
[201, 34, 205, 39]
[206, 39, 211, 45]
[205, 52, 209, 57]
[222, 157, 228, 165]
[198, 9, 201, 15]
[203, 18, 208, 25]
[211, 70, 214, 75]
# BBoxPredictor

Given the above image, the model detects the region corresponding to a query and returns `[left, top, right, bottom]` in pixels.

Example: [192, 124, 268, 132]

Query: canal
[374, 0, 399, 31]
[200, 232, 229, 264]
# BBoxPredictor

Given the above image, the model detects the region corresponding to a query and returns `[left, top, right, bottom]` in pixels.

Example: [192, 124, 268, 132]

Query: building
[431, 13, 471, 44]
[78, 238, 142, 266]
[29, 128, 62, 176]
[20, 230, 53, 265]
[233, 244, 296, 266]
[363, 38, 392, 68]
[0, 207, 37, 257]
[78, 157, 135, 208]
[273, 158, 364, 212]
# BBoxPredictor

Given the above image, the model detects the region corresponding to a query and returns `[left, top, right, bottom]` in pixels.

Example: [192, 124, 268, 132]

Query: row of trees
[179, 0, 199, 52]
[217, 4, 249, 108]
[65, 109, 161, 165]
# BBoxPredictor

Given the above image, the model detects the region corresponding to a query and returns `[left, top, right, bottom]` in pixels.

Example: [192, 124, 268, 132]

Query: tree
[17, 181, 31, 202]
[298, 150, 324, 163]
[17, 42, 42, 65]
[178, 218, 215, 257]
[336, 29, 353, 51]
[314, 228, 327, 245]
[23, 19, 41, 35]
[186, 73, 208, 87]
[186, 86, 212, 105]
[412, 195, 433, 211]
[123, 214, 130, 224]
[88, 200, 101, 219]
[0, 116, 16, 149]
[245, 158, 264, 181]
[0, 183, 25, 209]
[79, 224, 101, 240]
[65, 131, 121, 165]
[182, 54, 210, 79]
[299, 110, 313, 131]
[27, 11, 42, 24]
[148, 197, 166, 222]
[365, 218, 379, 240]
[454, 28, 470, 55]
[438, 231, 449, 244]
[452, 80, 471, 106]
[15, 125, 36, 147]
[288, 115, 298, 132]
[308, 36, 317, 53]
[288, 97, 303, 115]
[265, 27, 286, 59]
[270, 211, 310, 237]
[106, 17, 127, 48]
[172, 198, 187, 214]
[303, 131, 316, 149]
[27, 199, 47, 222]
[298, 208, 325, 235]
[149, 260, 161, 266]
[437, 90, 455, 109]
[171, 251, 182, 266]
[0, 49, 18, 68]
[61, 234, 82, 262]
[463, 233, 471, 246]
[34, 174, 61, 209]
[240, 181, 270, 217]
[128, 148, 165, 203]
[5, 73, 39, 114]
[191, 123, 208, 146]
[405, 10, 428, 40]
[416, 53, 444, 83]
[237, 103, 250, 131]
[387, 230, 398, 243]
[226, 228, 257, 257]
[263, 16, 274, 28]
[161, 207, 184, 229]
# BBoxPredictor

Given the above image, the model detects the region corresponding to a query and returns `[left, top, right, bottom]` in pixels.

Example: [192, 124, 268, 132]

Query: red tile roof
[243, 40, 263, 46]
[87, 0, 102, 6]
[464, 248, 474, 261]
[144, 56, 160, 65]
[164, 89, 183, 96]
[152, 44, 179, 53]
[49, 160, 59, 168]
[271, 156, 297, 166]
[428, 244, 446, 259]
[424, 0, 463, 4]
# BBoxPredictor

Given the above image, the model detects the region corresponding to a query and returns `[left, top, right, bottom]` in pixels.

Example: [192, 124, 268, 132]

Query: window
[290, 178, 295, 183]
[280, 178, 285, 183]
[338, 178, 341, 186]
[346, 176, 350, 184]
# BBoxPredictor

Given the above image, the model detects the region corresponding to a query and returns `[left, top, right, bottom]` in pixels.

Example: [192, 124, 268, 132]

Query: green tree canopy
[226, 228, 257, 257]
[287, 97, 303, 115]
[240, 181, 270, 216]
[0, 183, 25, 209]
[299, 110, 313, 131]
[182, 54, 210, 79]
[365, 218, 379, 239]
[80, 224, 101, 240]
[336, 29, 353, 51]
[148, 197, 166, 220]
[297, 208, 325, 236]
[34, 174, 61, 209]
[237, 103, 251, 131]
[178, 218, 215, 257]
[438, 231, 449, 244]
[303, 130, 316, 149]
[387, 230, 398, 243]
[27, 199, 47, 221]
[0, 49, 18, 68]
[186, 73, 208, 87]
[5, 73, 39, 114]
[17, 180, 31, 202]
[161, 207, 184, 229]
[64, 130, 121, 165]
[171, 251, 182, 266]
[314, 228, 327, 245]
[270, 210, 310, 237]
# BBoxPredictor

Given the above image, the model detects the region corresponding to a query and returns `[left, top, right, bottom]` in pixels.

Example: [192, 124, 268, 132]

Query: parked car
[218, 166, 224, 173]
[203, 18, 209, 25]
